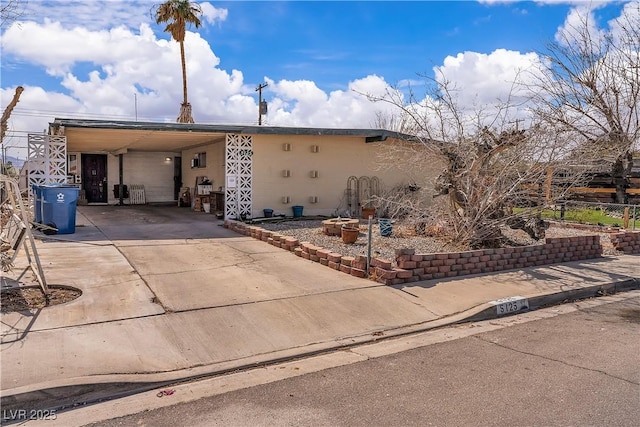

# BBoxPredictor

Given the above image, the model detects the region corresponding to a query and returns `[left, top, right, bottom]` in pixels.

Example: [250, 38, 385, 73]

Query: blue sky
[213, 1, 556, 88]
[0, 0, 635, 159]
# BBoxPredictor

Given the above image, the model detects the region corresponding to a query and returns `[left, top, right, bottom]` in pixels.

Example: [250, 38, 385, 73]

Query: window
[68, 154, 77, 175]
[192, 152, 206, 168]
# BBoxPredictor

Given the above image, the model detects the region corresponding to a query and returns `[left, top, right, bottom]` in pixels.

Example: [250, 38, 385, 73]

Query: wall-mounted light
[310, 170, 318, 178]
[311, 145, 319, 153]
[282, 196, 290, 204]
[309, 196, 318, 203]
[282, 169, 291, 177]
[282, 143, 291, 151]
[165, 157, 172, 162]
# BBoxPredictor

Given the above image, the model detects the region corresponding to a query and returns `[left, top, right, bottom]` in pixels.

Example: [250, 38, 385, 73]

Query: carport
[49, 119, 228, 207]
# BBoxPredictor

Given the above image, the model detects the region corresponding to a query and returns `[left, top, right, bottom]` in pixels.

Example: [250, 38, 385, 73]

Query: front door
[82, 154, 108, 203]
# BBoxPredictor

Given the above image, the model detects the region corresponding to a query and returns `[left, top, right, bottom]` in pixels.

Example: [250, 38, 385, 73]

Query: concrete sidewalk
[1, 206, 638, 411]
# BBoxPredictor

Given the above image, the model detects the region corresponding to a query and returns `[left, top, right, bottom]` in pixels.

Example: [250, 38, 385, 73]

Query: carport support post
[118, 153, 124, 206]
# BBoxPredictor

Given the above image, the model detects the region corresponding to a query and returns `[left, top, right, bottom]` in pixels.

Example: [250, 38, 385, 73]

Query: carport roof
[50, 118, 418, 154]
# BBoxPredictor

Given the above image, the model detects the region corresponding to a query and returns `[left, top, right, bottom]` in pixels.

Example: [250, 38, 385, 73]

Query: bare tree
[368, 75, 585, 249]
[1, 0, 26, 27]
[528, 2, 640, 203]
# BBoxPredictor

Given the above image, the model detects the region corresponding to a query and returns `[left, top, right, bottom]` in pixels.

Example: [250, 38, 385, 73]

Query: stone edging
[225, 220, 604, 285]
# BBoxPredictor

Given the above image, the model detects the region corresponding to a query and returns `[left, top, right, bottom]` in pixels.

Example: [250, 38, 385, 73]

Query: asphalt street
[87, 294, 640, 427]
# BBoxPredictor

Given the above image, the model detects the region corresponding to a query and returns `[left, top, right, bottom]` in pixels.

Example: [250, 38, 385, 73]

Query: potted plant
[361, 206, 376, 219]
[341, 225, 360, 244]
[378, 218, 393, 237]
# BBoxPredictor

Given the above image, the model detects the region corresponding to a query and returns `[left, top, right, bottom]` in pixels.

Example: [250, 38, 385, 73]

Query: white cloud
[397, 79, 423, 89]
[19, 0, 154, 31]
[200, 2, 228, 25]
[11, 1, 227, 32]
[260, 75, 403, 128]
[436, 49, 543, 106]
[2, 20, 162, 75]
[479, 0, 612, 5]
[608, 0, 640, 45]
[554, 4, 607, 47]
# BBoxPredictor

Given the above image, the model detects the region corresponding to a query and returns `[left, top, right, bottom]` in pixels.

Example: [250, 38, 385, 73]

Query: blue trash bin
[40, 185, 80, 234]
[292, 205, 304, 218]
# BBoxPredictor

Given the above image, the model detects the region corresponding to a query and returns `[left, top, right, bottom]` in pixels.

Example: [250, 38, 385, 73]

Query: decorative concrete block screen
[27, 134, 68, 195]
[224, 220, 604, 285]
[610, 231, 640, 254]
[225, 134, 253, 219]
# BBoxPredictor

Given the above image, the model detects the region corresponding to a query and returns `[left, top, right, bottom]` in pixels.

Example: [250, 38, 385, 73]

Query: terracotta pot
[341, 226, 360, 244]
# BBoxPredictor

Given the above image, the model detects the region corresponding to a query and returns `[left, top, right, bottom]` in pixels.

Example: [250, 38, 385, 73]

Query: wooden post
[623, 207, 630, 229]
[545, 167, 553, 203]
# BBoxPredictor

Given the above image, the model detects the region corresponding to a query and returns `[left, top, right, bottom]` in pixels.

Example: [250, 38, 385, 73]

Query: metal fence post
[366, 215, 373, 275]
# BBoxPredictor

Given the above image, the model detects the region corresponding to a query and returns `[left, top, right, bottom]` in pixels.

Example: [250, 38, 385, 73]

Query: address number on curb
[491, 296, 529, 316]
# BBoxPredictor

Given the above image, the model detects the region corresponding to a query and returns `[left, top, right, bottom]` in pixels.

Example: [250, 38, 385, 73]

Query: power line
[8, 108, 260, 125]
[4, 130, 46, 134]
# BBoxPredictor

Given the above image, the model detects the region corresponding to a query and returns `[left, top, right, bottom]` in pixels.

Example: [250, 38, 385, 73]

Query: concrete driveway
[74, 205, 408, 312]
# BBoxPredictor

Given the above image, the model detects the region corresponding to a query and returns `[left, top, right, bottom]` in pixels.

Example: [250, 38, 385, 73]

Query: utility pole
[510, 118, 525, 131]
[255, 83, 268, 125]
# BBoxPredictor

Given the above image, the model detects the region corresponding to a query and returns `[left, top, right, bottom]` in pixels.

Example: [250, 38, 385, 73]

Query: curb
[2, 279, 639, 416]
[462, 278, 640, 323]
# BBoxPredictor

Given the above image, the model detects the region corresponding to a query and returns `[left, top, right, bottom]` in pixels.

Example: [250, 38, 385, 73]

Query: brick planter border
[610, 231, 640, 254]
[224, 220, 604, 286]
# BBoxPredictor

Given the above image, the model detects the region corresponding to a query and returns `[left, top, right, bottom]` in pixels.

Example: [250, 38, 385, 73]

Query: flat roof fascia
[50, 118, 419, 142]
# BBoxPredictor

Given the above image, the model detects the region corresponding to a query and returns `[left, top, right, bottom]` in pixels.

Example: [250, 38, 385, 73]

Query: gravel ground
[258, 218, 623, 264]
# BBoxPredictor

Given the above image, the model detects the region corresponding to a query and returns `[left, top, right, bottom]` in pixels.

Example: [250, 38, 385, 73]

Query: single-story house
[39, 118, 437, 219]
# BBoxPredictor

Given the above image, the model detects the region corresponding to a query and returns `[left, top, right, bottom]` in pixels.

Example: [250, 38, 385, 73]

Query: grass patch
[515, 207, 639, 228]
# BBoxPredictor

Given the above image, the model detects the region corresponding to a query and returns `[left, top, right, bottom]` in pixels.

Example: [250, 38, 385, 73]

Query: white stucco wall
[181, 140, 226, 195]
[106, 151, 179, 204]
[249, 134, 440, 218]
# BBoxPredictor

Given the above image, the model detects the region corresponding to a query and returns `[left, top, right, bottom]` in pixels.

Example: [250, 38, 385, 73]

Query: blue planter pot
[379, 218, 393, 236]
[292, 205, 304, 218]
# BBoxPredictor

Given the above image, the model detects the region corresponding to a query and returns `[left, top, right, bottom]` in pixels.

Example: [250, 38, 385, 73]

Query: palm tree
[154, 0, 202, 123]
